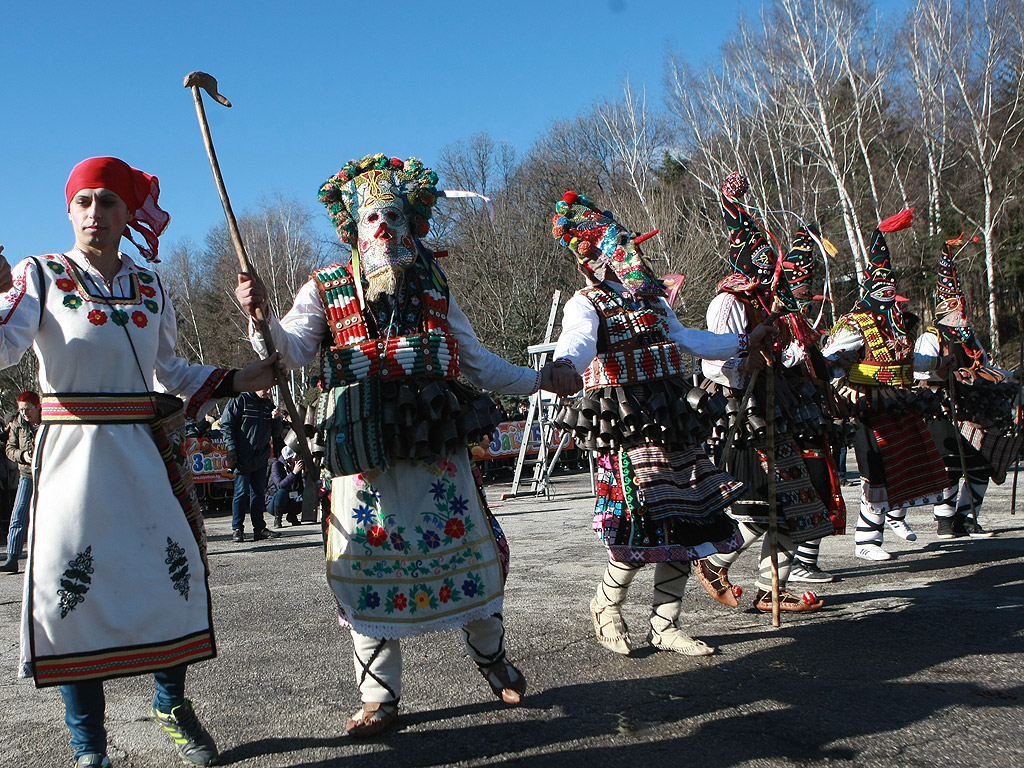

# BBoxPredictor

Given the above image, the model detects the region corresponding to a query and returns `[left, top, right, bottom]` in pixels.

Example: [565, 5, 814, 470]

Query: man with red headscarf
[0, 157, 281, 768]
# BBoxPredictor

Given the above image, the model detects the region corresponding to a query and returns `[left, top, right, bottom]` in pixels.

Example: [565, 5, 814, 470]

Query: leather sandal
[648, 627, 715, 656]
[476, 658, 527, 705]
[590, 596, 632, 655]
[694, 558, 741, 607]
[345, 700, 399, 738]
[753, 588, 824, 612]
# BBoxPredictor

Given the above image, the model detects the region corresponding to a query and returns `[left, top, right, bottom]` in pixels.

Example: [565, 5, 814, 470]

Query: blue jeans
[60, 665, 187, 758]
[231, 467, 268, 532]
[5, 475, 31, 558]
[267, 488, 298, 518]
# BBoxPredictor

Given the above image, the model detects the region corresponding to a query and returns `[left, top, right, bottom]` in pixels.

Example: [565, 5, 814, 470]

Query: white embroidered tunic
[0, 251, 222, 686]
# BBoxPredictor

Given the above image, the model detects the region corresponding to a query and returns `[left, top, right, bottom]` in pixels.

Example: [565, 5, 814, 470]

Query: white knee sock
[854, 495, 886, 546]
[709, 521, 763, 568]
[755, 531, 794, 592]
[650, 561, 689, 634]
[594, 559, 643, 609]
[461, 614, 506, 666]
[351, 631, 401, 703]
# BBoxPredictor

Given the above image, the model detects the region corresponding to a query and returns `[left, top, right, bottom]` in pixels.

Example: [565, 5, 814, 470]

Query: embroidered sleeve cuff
[737, 333, 749, 355]
[186, 369, 231, 420]
[212, 370, 238, 398]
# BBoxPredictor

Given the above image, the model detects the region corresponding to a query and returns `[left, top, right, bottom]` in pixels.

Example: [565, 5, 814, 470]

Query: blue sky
[1, 0, 911, 263]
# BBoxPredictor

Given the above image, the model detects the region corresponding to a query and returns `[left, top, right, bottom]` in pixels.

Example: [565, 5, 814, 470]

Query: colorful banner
[184, 436, 233, 484]
[470, 420, 575, 462]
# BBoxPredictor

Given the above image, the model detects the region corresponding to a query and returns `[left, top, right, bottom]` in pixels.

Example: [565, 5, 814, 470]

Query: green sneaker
[151, 699, 219, 766]
[74, 755, 111, 768]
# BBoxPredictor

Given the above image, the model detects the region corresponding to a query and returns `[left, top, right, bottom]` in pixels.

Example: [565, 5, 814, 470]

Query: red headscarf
[65, 157, 170, 262]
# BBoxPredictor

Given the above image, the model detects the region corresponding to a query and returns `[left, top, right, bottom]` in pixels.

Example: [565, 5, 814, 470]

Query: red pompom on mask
[721, 171, 749, 198]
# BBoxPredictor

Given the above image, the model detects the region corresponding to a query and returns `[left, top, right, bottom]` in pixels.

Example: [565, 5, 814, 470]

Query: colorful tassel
[878, 207, 914, 233]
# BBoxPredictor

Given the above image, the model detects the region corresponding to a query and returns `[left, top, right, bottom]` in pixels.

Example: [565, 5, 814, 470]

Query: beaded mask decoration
[932, 234, 987, 363]
[719, 172, 799, 313]
[852, 209, 914, 339]
[935, 236, 970, 329]
[551, 191, 665, 297]
[782, 226, 817, 288]
[318, 154, 439, 283]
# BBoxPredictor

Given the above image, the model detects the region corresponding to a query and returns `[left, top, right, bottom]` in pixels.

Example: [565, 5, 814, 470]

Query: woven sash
[41, 393, 163, 424]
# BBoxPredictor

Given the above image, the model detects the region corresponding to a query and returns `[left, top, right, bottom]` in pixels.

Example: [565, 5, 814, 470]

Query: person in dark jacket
[1, 391, 40, 573]
[221, 389, 278, 542]
[266, 446, 304, 527]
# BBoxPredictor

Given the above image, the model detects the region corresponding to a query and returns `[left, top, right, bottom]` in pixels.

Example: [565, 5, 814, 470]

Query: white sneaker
[886, 517, 917, 542]
[855, 544, 892, 561]
[789, 562, 835, 583]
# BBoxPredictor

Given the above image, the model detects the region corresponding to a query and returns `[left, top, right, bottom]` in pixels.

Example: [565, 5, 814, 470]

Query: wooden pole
[948, 369, 979, 523]
[766, 362, 781, 628]
[186, 80, 320, 519]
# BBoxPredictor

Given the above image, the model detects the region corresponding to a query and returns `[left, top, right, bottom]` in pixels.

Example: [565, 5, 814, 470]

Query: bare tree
[916, 0, 1024, 357]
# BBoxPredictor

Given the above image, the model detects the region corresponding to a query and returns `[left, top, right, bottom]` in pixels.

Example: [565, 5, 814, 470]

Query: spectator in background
[0, 413, 15, 546]
[1, 391, 40, 573]
[269, 405, 289, 458]
[267, 446, 304, 527]
[221, 389, 278, 542]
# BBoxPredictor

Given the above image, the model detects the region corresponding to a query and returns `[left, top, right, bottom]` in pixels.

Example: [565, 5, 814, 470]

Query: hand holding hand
[935, 353, 956, 380]
[738, 351, 768, 376]
[540, 362, 583, 397]
[0, 246, 12, 293]
[234, 353, 285, 393]
[748, 321, 776, 354]
[235, 273, 269, 319]
[833, 349, 858, 372]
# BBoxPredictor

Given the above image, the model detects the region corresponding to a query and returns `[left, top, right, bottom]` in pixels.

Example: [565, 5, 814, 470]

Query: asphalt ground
[2, 461, 1023, 768]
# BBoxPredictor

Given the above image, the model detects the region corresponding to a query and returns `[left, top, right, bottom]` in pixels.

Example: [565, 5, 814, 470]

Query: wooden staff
[183, 71, 319, 519]
[1012, 328, 1024, 515]
[948, 368, 979, 523]
[766, 360, 781, 627]
[1011, 384, 1021, 516]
